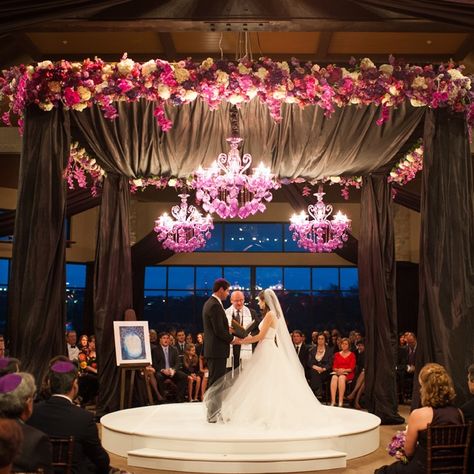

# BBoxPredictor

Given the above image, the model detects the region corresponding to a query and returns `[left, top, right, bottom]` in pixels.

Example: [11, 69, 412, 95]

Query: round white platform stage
[101, 403, 380, 473]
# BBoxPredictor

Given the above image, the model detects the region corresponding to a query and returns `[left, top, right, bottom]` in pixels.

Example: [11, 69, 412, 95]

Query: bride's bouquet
[387, 430, 408, 464]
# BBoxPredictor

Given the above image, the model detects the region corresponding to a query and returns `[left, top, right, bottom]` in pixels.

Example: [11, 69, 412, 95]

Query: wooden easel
[119, 363, 153, 410]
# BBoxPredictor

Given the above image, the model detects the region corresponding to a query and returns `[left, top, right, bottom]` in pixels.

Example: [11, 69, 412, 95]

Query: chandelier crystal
[194, 137, 280, 219]
[289, 187, 351, 253]
[154, 193, 213, 253]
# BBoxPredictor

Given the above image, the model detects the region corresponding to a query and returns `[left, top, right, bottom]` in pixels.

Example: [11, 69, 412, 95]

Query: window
[224, 223, 282, 252]
[144, 265, 361, 337]
[0, 259, 9, 334]
[65, 263, 87, 334]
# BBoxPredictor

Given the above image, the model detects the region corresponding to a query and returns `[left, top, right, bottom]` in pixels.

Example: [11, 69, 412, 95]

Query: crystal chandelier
[194, 136, 280, 219]
[154, 193, 213, 253]
[289, 187, 351, 253]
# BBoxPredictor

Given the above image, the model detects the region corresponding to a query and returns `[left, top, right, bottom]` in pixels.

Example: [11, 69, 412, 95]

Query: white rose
[272, 86, 287, 100]
[350, 97, 361, 104]
[411, 76, 428, 90]
[141, 60, 157, 76]
[447, 69, 464, 81]
[410, 98, 425, 107]
[216, 70, 229, 86]
[341, 68, 351, 78]
[238, 63, 251, 74]
[255, 67, 268, 80]
[77, 86, 91, 101]
[37, 60, 53, 70]
[132, 179, 143, 187]
[228, 94, 244, 105]
[247, 87, 258, 99]
[174, 67, 190, 83]
[329, 176, 341, 183]
[39, 102, 54, 111]
[183, 90, 198, 101]
[379, 64, 393, 76]
[201, 58, 214, 70]
[360, 58, 375, 70]
[389, 85, 400, 96]
[278, 61, 290, 73]
[168, 178, 177, 187]
[72, 102, 88, 111]
[26, 65, 35, 76]
[157, 84, 171, 100]
[117, 58, 135, 75]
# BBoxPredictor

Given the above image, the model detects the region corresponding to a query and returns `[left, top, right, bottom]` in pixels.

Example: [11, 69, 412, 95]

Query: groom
[203, 278, 239, 422]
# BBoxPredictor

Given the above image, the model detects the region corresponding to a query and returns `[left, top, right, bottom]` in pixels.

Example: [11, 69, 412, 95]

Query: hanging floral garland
[65, 139, 424, 200]
[0, 54, 472, 134]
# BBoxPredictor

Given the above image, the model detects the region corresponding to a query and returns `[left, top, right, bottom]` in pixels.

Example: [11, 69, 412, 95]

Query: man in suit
[203, 278, 239, 422]
[292, 330, 310, 380]
[0, 372, 52, 473]
[66, 330, 80, 361]
[225, 290, 259, 370]
[175, 329, 187, 369]
[151, 332, 187, 402]
[27, 361, 110, 474]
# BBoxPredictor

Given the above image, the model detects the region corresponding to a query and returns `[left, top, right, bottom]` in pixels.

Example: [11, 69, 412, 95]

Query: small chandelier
[289, 187, 351, 253]
[154, 193, 213, 253]
[194, 136, 279, 219]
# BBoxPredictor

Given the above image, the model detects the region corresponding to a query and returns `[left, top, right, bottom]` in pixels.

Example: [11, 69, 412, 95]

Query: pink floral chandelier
[289, 187, 351, 253]
[154, 193, 213, 253]
[194, 136, 280, 219]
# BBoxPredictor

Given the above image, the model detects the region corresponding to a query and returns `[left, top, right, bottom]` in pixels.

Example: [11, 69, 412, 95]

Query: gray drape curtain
[358, 175, 403, 424]
[415, 109, 474, 406]
[8, 105, 71, 383]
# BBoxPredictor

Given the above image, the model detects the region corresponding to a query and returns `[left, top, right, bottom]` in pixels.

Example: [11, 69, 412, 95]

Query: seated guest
[0, 358, 20, 377]
[151, 332, 187, 402]
[0, 337, 6, 359]
[461, 363, 474, 422]
[66, 330, 80, 361]
[375, 363, 464, 473]
[185, 333, 194, 346]
[292, 330, 310, 379]
[27, 361, 110, 474]
[0, 418, 22, 474]
[77, 335, 89, 355]
[347, 340, 366, 409]
[0, 373, 52, 473]
[78, 336, 98, 407]
[37, 356, 72, 402]
[183, 344, 201, 402]
[307, 334, 332, 400]
[330, 338, 356, 407]
[195, 333, 204, 358]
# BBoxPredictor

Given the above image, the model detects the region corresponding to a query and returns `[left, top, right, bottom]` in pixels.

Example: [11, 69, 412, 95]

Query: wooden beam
[24, 18, 471, 33]
[42, 52, 458, 65]
[453, 33, 474, 61]
[316, 32, 332, 61]
[158, 33, 177, 61]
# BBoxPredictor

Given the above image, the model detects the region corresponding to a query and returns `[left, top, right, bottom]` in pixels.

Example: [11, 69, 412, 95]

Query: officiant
[225, 291, 259, 370]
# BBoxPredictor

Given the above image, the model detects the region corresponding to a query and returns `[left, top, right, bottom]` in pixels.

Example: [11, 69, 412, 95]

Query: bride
[204, 288, 331, 429]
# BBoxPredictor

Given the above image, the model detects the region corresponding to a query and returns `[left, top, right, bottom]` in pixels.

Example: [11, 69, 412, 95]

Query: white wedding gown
[207, 309, 332, 430]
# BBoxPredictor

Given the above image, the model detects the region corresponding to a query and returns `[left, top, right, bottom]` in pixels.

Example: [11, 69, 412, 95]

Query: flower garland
[388, 140, 423, 185]
[1, 55, 472, 134]
[65, 142, 105, 196]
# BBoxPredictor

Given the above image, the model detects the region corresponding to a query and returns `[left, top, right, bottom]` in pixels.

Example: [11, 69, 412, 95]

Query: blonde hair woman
[375, 363, 464, 473]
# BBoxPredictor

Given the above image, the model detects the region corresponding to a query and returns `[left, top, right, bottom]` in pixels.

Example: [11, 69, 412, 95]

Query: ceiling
[1, 0, 473, 67]
[0, 0, 472, 193]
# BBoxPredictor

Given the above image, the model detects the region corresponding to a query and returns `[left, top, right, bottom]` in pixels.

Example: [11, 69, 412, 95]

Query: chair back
[50, 436, 75, 474]
[426, 422, 472, 473]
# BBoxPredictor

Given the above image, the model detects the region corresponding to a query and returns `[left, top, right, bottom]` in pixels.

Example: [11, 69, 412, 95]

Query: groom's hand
[231, 338, 242, 345]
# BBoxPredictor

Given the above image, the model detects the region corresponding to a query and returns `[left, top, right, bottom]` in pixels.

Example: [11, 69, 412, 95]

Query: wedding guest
[36, 356, 74, 402]
[195, 332, 204, 357]
[375, 363, 463, 473]
[292, 330, 310, 379]
[397, 332, 417, 404]
[347, 340, 366, 409]
[0, 358, 20, 377]
[66, 330, 80, 361]
[0, 336, 6, 359]
[199, 352, 209, 400]
[183, 344, 201, 401]
[0, 372, 52, 473]
[78, 336, 98, 407]
[307, 334, 332, 400]
[461, 363, 474, 421]
[28, 360, 111, 474]
[310, 331, 319, 347]
[78, 334, 89, 355]
[185, 333, 194, 345]
[149, 329, 158, 348]
[0, 418, 22, 474]
[151, 332, 187, 402]
[330, 338, 356, 407]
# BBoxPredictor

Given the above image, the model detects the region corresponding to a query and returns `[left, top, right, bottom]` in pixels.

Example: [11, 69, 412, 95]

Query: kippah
[0, 358, 11, 370]
[0, 373, 21, 393]
[51, 361, 76, 373]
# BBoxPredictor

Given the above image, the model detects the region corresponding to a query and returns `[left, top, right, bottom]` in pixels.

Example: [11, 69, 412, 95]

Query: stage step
[127, 447, 347, 472]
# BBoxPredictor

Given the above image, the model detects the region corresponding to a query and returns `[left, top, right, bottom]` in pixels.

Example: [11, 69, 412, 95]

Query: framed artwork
[113, 321, 152, 366]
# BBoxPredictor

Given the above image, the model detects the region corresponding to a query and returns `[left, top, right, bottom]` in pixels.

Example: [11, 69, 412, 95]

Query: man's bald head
[230, 291, 245, 310]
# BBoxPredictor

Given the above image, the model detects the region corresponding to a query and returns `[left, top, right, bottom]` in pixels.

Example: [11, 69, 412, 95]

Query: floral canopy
[1, 54, 473, 423]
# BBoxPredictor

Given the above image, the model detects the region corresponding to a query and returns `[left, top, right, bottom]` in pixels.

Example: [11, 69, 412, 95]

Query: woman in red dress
[330, 337, 356, 407]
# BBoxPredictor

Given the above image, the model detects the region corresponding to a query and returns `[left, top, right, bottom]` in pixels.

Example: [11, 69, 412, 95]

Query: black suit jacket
[27, 396, 109, 474]
[203, 295, 233, 359]
[152, 344, 180, 372]
[307, 346, 333, 371]
[296, 343, 310, 377]
[461, 397, 474, 422]
[13, 419, 53, 474]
